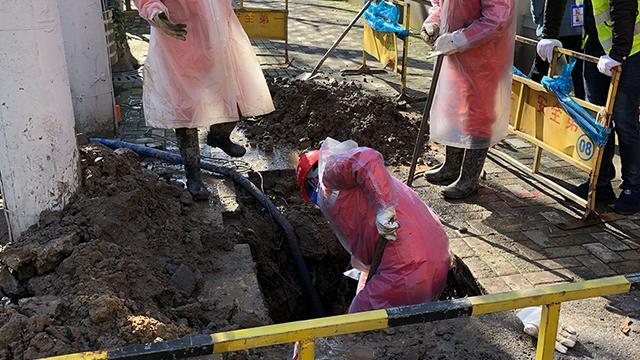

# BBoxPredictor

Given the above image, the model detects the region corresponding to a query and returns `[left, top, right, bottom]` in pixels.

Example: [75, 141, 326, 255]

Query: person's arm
[322, 149, 396, 210]
[133, 0, 168, 21]
[541, 0, 568, 39]
[530, 0, 545, 28]
[441, 0, 513, 52]
[610, 0, 639, 62]
[425, 0, 442, 25]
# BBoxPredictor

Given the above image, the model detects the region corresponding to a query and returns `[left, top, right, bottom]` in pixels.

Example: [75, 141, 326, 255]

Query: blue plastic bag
[541, 60, 610, 147]
[363, 0, 410, 38]
[511, 62, 610, 147]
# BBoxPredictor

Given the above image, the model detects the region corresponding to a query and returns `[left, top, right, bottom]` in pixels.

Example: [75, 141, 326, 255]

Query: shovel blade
[295, 72, 320, 81]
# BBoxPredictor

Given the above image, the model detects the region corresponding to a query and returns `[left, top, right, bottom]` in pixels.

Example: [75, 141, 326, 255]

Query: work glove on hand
[152, 12, 187, 41]
[516, 307, 578, 354]
[597, 55, 622, 77]
[420, 22, 440, 47]
[537, 39, 563, 62]
[375, 207, 400, 241]
[433, 31, 467, 56]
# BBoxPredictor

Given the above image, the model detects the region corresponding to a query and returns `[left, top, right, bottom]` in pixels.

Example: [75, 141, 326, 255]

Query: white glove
[516, 307, 578, 354]
[375, 207, 400, 241]
[433, 30, 468, 56]
[537, 39, 563, 62]
[420, 22, 440, 47]
[597, 55, 622, 77]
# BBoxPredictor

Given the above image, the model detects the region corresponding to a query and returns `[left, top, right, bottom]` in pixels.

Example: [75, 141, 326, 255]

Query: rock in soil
[242, 77, 425, 165]
[0, 145, 269, 359]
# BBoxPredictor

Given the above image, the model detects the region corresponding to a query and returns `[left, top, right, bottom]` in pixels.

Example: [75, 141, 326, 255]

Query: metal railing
[44, 273, 639, 360]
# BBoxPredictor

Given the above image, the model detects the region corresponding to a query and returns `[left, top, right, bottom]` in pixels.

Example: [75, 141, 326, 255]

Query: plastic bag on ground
[316, 138, 450, 313]
[426, 0, 516, 149]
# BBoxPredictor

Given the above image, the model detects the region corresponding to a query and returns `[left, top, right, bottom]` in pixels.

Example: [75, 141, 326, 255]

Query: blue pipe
[89, 137, 325, 317]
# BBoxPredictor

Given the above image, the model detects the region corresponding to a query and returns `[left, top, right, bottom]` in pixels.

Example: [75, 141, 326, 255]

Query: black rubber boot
[206, 122, 246, 158]
[424, 146, 465, 185]
[175, 128, 210, 201]
[442, 148, 488, 199]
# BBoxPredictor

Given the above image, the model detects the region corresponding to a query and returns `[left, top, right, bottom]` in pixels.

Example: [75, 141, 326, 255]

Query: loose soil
[242, 77, 424, 165]
[0, 146, 256, 359]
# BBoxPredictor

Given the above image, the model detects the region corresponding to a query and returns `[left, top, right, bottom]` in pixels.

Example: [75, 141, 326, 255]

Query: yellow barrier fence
[235, 0, 290, 65]
[492, 36, 622, 230]
[44, 273, 640, 360]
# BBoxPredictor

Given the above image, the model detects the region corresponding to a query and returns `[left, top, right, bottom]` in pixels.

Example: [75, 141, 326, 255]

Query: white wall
[59, 0, 116, 137]
[0, 0, 80, 237]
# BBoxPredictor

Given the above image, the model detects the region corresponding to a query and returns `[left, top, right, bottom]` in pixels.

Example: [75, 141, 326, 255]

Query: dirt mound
[0, 146, 258, 359]
[243, 78, 423, 165]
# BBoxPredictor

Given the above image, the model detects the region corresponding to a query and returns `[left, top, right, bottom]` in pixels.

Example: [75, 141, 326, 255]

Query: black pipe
[89, 138, 325, 317]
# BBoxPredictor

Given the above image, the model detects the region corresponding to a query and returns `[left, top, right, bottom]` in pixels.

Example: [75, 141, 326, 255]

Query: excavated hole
[236, 170, 481, 323]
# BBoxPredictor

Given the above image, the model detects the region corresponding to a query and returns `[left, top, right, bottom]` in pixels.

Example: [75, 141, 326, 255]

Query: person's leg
[611, 52, 640, 214]
[175, 128, 210, 201]
[207, 121, 247, 158]
[575, 40, 616, 201]
[424, 146, 465, 185]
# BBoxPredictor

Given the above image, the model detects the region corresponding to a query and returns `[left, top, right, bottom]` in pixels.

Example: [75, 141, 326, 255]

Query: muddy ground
[242, 77, 424, 165]
[0, 146, 264, 359]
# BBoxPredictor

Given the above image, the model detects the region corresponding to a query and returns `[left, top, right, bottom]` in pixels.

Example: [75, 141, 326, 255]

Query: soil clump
[242, 77, 423, 165]
[0, 145, 261, 359]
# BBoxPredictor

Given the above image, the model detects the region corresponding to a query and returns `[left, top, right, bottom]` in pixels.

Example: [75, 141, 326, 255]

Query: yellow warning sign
[510, 79, 598, 170]
[363, 23, 398, 73]
[235, 8, 287, 41]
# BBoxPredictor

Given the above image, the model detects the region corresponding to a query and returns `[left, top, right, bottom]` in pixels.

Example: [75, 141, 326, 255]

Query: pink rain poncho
[317, 139, 451, 313]
[134, 0, 274, 129]
[426, 0, 515, 149]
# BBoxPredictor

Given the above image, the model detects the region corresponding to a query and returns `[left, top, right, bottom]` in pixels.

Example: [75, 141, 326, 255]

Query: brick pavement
[119, 1, 638, 296]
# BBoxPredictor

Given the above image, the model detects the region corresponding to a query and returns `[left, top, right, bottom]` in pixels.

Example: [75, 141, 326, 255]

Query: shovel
[296, 0, 376, 81]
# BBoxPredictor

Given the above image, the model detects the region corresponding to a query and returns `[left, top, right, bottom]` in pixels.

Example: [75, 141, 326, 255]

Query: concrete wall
[0, 0, 80, 238]
[59, 0, 116, 137]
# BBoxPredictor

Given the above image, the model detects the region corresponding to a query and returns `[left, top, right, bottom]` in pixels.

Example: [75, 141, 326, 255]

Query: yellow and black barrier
[44, 273, 639, 360]
[494, 36, 622, 230]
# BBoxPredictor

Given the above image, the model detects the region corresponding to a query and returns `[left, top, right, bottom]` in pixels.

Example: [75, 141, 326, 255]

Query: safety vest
[589, 0, 640, 57]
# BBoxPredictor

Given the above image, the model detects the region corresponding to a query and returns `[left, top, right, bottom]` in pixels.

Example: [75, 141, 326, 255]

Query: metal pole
[406, 55, 444, 186]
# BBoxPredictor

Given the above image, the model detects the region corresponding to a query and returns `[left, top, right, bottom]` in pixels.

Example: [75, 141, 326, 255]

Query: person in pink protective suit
[420, 0, 515, 199]
[134, 0, 275, 200]
[297, 138, 451, 313]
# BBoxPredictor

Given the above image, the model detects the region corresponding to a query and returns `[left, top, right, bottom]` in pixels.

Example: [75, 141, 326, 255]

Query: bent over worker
[134, 0, 275, 200]
[538, 0, 640, 215]
[297, 138, 451, 313]
[420, 0, 516, 199]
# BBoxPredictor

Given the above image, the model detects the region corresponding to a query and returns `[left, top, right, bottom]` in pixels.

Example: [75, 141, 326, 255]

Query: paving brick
[477, 277, 511, 294]
[524, 230, 555, 248]
[569, 266, 598, 280]
[614, 219, 640, 231]
[575, 256, 617, 277]
[499, 274, 534, 291]
[618, 250, 640, 261]
[542, 245, 590, 258]
[449, 238, 475, 259]
[504, 184, 536, 199]
[502, 241, 547, 260]
[608, 260, 640, 274]
[535, 257, 582, 270]
[484, 254, 520, 277]
[622, 239, 640, 249]
[589, 232, 631, 251]
[465, 220, 497, 236]
[502, 252, 548, 274]
[463, 257, 498, 280]
[523, 270, 575, 286]
[552, 234, 599, 246]
[462, 236, 495, 255]
[583, 243, 623, 263]
[495, 192, 529, 207]
[540, 211, 567, 225]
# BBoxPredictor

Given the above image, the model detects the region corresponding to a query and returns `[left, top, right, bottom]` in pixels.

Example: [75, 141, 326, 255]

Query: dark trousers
[583, 39, 640, 189]
[530, 35, 586, 100]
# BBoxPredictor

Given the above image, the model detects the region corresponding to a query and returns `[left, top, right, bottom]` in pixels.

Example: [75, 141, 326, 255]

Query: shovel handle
[307, 0, 376, 79]
[366, 235, 389, 285]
